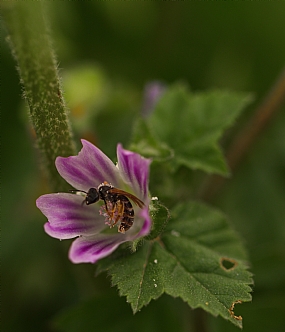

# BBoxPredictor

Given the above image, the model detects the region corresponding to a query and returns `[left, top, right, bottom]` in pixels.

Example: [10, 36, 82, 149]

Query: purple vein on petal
[56, 140, 120, 191]
[79, 140, 120, 185]
[37, 193, 106, 239]
[136, 206, 152, 237]
[117, 144, 151, 199]
[37, 139, 153, 264]
[69, 234, 126, 264]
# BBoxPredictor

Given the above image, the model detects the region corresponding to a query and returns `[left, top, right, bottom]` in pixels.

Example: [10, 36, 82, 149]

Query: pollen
[99, 204, 119, 228]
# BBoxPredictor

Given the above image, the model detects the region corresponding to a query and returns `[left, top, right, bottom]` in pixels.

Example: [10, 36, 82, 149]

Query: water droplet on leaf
[171, 230, 180, 237]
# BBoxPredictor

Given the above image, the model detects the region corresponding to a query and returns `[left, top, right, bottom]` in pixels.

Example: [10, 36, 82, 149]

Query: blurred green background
[2, 2, 285, 332]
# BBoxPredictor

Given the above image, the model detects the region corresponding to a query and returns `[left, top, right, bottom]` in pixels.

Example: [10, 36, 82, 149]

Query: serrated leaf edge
[131, 241, 154, 313]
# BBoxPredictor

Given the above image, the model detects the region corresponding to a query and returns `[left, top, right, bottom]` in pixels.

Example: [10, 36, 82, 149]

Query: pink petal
[69, 234, 128, 264]
[56, 139, 120, 191]
[36, 193, 106, 239]
[136, 206, 152, 237]
[117, 144, 151, 200]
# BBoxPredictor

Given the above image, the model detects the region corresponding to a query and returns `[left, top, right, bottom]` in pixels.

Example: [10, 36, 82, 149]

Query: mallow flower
[141, 81, 166, 117]
[36, 139, 152, 264]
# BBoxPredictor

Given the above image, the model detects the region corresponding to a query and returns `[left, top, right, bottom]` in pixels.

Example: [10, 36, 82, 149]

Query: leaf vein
[134, 242, 154, 312]
[161, 239, 246, 313]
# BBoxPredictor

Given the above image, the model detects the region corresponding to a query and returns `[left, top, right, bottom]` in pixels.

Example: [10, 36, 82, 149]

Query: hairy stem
[1, 1, 76, 191]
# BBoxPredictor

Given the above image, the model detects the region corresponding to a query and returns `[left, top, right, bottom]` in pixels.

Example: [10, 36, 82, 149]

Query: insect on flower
[72, 181, 145, 233]
[36, 139, 151, 264]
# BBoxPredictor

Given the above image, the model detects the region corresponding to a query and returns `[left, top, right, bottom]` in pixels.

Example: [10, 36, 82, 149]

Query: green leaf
[129, 118, 174, 161]
[97, 202, 252, 328]
[145, 200, 171, 241]
[147, 84, 253, 175]
[130, 200, 170, 253]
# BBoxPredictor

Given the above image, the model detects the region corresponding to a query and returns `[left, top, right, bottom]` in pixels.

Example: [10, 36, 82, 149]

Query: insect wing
[109, 188, 144, 208]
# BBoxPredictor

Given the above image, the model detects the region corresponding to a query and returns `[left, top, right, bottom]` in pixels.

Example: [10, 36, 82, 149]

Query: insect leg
[112, 201, 124, 226]
[104, 200, 114, 219]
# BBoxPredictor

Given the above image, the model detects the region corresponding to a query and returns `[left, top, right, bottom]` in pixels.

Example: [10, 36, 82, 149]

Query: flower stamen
[99, 203, 121, 228]
[36, 139, 151, 264]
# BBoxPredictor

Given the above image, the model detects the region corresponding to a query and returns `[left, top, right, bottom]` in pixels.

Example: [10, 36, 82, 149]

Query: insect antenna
[69, 189, 87, 194]
[69, 189, 88, 206]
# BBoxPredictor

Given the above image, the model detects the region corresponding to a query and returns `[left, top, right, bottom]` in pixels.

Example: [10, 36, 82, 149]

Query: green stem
[1, 1, 76, 191]
[199, 67, 285, 202]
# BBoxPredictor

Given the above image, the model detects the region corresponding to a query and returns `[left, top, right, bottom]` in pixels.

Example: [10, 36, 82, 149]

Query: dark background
[2, 2, 285, 331]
